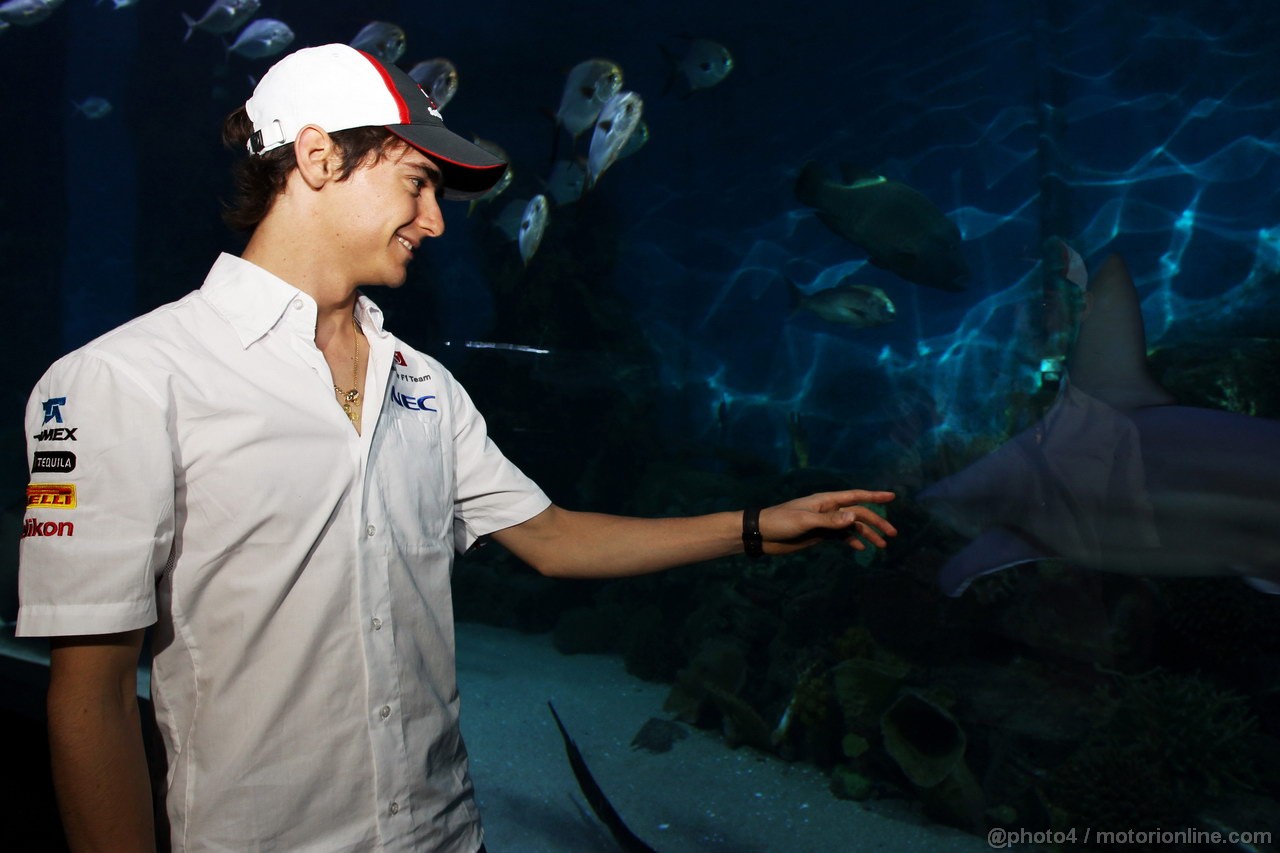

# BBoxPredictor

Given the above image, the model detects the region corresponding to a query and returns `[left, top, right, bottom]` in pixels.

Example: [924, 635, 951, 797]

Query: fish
[1, 0, 62, 26]
[350, 21, 406, 64]
[547, 702, 657, 853]
[543, 158, 587, 206]
[662, 37, 734, 96]
[466, 137, 512, 216]
[517, 195, 549, 265]
[920, 254, 1280, 597]
[553, 59, 623, 156]
[794, 161, 970, 292]
[585, 91, 643, 189]
[617, 120, 649, 162]
[789, 278, 896, 328]
[71, 97, 113, 119]
[227, 18, 293, 59]
[408, 58, 458, 110]
[95, 0, 139, 8]
[181, 0, 258, 42]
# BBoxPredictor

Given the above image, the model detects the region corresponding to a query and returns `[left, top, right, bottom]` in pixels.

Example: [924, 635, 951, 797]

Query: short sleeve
[448, 377, 550, 553]
[17, 352, 175, 637]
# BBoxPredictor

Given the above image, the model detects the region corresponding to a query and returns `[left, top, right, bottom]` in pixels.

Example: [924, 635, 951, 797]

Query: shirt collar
[200, 253, 389, 348]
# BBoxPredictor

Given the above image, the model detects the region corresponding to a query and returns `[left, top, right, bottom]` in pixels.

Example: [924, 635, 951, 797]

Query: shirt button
[380, 705, 391, 719]
[371, 617, 383, 631]
[291, 299, 303, 310]
[390, 801, 400, 815]
[366, 524, 376, 537]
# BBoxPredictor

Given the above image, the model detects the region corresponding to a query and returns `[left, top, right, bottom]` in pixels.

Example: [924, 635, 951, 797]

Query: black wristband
[742, 507, 764, 559]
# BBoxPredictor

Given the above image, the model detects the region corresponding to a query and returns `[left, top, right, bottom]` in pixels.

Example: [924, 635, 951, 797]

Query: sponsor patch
[396, 373, 432, 382]
[33, 427, 78, 442]
[391, 387, 438, 412]
[26, 483, 77, 510]
[41, 396, 67, 425]
[22, 517, 75, 538]
[393, 351, 408, 367]
[32, 451, 76, 473]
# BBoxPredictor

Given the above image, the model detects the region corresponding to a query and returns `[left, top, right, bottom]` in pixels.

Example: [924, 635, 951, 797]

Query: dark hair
[220, 106, 405, 232]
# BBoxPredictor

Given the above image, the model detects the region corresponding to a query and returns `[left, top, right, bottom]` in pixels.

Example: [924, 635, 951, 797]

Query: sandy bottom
[456, 622, 990, 852]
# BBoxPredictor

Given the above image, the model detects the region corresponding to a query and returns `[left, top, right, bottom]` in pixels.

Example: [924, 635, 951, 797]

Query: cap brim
[388, 126, 508, 201]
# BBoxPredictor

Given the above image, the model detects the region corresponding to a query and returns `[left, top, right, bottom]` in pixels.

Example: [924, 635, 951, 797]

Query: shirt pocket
[373, 406, 453, 547]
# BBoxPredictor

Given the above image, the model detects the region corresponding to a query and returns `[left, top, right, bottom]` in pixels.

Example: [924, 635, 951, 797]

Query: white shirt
[18, 253, 550, 852]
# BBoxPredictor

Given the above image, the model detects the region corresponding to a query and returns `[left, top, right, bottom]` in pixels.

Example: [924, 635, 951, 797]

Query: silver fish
[663, 38, 733, 95]
[408, 58, 458, 110]
[794, 161, 970, 292]
[790, 279, 895, 328]
[493, 197, 528, 241]
[586, 90, 643, 188]
[96, 0, 140, 8]
[544, 159, 587, 206]
[617, 120, 649, 161]
[0, 0, 62, 26]
[71, 97, 113, 119]
[555, 59, 623, 141]
[351, 21, 406, 64]
[467, 137, 513, 216]
[227, 18, 293, 59]
[181, 0, 259, 42]
[518, 195, 549, 266]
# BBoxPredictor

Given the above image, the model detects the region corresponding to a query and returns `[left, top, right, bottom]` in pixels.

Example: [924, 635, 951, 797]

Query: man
[18, 44, 896, 852]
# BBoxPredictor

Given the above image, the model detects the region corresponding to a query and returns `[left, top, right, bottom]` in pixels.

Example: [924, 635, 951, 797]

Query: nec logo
[42, 396, 67, 424]
[391, 388, 437, 412]
[33, 428, 78, 442]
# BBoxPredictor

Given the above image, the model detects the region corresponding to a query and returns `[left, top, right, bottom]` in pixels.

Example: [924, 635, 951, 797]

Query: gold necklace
[333, 314, 361, 424]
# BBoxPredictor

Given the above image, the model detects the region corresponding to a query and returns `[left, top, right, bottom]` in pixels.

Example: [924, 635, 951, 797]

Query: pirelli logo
[26, 483, 77, 510]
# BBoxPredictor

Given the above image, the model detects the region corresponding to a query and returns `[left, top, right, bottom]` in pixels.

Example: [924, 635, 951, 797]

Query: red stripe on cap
[355, 49, 410, 124]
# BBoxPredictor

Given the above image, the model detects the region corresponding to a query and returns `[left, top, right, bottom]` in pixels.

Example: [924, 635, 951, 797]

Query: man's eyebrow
[412, 162, 443, 184]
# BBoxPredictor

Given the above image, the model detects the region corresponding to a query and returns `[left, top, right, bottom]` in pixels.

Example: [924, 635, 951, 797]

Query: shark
[920, 254, 1280, 596]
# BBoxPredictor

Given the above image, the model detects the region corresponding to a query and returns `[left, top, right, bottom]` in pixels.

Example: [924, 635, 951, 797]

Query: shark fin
[938, 527, 1050, 597]
[547, 702, 657, 853]
[1067, 254, 1176, 410]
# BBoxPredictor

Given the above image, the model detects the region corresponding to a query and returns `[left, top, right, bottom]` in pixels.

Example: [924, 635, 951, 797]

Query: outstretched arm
[490, 490, 897, 579]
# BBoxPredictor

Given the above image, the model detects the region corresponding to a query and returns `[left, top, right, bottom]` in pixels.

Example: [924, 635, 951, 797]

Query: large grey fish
[789, 278, 896, 328]
[181, 0, 258, 42]
[408, 58, 458, 110]
[1, 0, 63, 26]
[555, 59, 623, 142]
[662, 37, 733, 96]
[585, 90, 643, 188]
[227, 18, 293, 59]
[350, 21, 406, 64]
[921, 254, 1280, 597]
[794, 161, 969, 292]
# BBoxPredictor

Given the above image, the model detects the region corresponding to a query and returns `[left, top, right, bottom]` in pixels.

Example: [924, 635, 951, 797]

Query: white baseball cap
[244, 43, 506, 200]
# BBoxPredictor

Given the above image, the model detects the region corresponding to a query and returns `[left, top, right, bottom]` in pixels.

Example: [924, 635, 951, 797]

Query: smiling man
[17, 44, 897, 852]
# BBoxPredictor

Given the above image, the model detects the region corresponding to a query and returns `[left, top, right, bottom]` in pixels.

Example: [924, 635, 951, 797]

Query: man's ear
[294, 125, 340, 189]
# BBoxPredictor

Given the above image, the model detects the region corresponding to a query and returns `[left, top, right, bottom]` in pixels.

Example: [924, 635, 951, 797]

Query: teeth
[397, 236, 413, 251]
